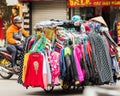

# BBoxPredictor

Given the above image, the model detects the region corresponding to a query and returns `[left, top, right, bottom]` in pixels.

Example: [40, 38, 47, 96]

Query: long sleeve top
[74, 44, 84, 82]
[6, 24, 29, 44]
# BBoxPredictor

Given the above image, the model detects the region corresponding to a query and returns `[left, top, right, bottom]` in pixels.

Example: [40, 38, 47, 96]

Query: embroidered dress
[24, 52, 44, 88]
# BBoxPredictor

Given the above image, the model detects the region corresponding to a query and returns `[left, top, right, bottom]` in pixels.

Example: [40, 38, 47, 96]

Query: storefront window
[72, 7, 94, 20]
[71, 6, 120, 30]
[110, 7, 120, 29]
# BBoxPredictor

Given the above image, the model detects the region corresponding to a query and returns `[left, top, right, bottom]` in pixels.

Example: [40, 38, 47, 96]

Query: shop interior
[70, 6, 120, 30]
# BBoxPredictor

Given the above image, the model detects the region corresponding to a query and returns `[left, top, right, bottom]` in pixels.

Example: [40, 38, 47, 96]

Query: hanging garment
[30, 35, 46, 53]
[24, 35, 35, 53]
[24, 52, 44, 88]
[44, 27, 55, 40]
[84, 41, 94, 82]
[64, 46, 75, 82]
[86, 41, 96, 82]
[81, 43, 90, 85]
[22, 53, 30, 82]
[54, 42, 63, 53]
[101, 35, 114, 83]
[74, 44, 84, 82]
[0, 17, 5, 47]
[49, 51, 60, 84]
[111, 56, 120, 76]
[59, 48, 66, 80]
[69, 46, 79, 82]
[28, 38, 35, 50]
[42, 52, 52, 88]
[44, 52, 52, 84]
[87, 34, 100, 85]
[88, 33, 114, 84]
[18, 36, 33, 84]
[102, 28, 117, 47]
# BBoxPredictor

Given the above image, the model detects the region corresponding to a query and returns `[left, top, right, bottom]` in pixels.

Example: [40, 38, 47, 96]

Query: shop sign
[19, 0, 53, 1]
[116, 21, 120, 45]
[68, 0, 120, 7]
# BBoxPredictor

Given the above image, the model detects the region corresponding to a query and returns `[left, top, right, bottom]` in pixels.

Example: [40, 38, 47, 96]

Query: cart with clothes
[18, 16, 120, 93]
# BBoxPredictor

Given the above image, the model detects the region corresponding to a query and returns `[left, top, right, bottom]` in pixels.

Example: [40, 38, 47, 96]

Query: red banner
[68, 0, 120, 7]
[117, 21, 120, 45]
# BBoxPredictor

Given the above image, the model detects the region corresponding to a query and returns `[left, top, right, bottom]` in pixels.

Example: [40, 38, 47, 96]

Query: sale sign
[68, 0, 120, 7]
[116, 21, 120, 45]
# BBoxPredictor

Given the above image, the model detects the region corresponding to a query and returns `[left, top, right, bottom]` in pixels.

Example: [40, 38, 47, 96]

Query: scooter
[0, 47, 22, 79]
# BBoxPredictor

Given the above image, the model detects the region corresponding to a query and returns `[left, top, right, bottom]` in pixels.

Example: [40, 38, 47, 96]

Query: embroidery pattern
[34, 61, 39, 75]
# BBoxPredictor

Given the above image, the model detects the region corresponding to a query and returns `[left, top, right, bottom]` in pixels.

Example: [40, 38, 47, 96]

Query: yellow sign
[117, 21, 120, 44]
[68, 0, 120, 7]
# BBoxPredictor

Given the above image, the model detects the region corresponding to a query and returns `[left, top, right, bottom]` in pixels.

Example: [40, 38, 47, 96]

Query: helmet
[13, 16, 22, 24]
[71, 15, 81, 21]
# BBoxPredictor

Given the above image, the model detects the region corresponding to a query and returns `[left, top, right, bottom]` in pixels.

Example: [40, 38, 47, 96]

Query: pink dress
[74, 44, 85, 82]
[49, 51, 60, 84]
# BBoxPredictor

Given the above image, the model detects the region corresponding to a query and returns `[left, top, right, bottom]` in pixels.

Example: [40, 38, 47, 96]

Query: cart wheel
[61, 83, 71, 90]
[77, 86, 84, 92]
[44, 86, 54, 93]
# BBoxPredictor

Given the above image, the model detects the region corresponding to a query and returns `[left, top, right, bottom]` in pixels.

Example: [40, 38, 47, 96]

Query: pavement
[0, 75, 83, 96]
[1, 75, 120, 96]
[83, 80, 120, 96]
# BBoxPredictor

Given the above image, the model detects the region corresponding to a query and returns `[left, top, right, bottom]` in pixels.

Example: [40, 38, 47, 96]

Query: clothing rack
[18, 20, 120, 93]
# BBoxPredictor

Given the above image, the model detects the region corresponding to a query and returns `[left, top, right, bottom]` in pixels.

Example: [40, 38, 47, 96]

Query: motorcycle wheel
[0, 56, 13, 79]
[0, 71, 13, 79]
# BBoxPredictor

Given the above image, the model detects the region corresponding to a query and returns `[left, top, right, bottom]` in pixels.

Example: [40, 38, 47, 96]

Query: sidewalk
[83, 81, 120, 96]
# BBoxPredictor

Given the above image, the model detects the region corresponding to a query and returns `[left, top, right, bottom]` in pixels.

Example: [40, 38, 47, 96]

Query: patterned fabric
[30, 35, 46, 53]
[49, 51, 60, 84]
[18, 36, 33, 84]
[102, 35, 114, 83]
[88, 33, 114, 83]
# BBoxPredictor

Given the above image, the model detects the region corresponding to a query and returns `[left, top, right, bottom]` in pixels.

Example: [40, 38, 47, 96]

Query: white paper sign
[6, 0, 18, 6]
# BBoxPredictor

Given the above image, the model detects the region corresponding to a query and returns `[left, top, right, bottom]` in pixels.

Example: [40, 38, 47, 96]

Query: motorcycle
[0, 47, 22, 79]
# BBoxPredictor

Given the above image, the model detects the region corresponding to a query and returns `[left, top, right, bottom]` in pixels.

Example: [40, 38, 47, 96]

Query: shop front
[68, 0, 120, 30]
[19, 0, 68, 33]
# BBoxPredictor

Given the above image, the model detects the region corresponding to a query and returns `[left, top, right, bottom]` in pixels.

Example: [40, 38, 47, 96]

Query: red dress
[24, 52, 44, 88]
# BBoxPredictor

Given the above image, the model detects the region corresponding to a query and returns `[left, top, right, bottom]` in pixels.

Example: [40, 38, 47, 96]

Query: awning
[68, 0, 120, 8]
